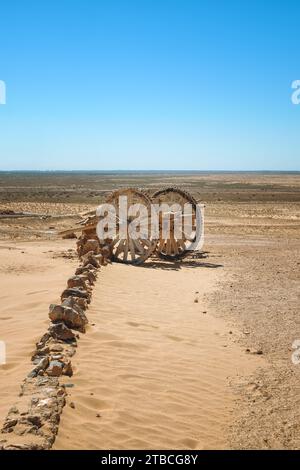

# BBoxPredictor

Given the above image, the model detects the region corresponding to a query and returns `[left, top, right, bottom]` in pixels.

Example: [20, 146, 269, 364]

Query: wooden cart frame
[60, 187, 203, 265]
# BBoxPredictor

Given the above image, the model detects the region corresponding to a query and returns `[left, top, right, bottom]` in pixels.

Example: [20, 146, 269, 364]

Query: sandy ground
[0, 237, 263, 450]
[0, 171, 299, 449]
[53, 261, 260, 450]
[0, 240, 77, 426]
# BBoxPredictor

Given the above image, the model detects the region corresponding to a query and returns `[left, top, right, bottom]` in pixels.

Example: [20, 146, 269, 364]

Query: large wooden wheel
[103, 188, 158, 265]
[152, 187, 200, 260]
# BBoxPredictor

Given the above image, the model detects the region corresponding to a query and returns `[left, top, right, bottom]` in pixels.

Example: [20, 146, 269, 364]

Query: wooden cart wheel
[152, 187, 200, 260]
[104, 188, 158, 265]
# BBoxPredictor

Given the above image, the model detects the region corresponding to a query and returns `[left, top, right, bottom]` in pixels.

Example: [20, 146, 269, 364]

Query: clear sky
[0, 0, 299, 171]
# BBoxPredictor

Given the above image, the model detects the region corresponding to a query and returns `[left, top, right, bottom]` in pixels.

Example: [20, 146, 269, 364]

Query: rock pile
[76, 233, 100, 258]
[0, 377, 66, 450]
[0, 242, 111, 450]
[76, 232, 112, 265]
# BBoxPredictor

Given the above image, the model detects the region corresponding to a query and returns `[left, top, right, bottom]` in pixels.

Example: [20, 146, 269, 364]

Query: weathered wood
[152, 187, 198, 260]
[60, 186, 200, 264]
[105, 188, 158, 265]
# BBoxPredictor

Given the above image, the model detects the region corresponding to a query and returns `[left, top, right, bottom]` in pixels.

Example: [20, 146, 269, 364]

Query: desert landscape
[0, 171, 299, 449]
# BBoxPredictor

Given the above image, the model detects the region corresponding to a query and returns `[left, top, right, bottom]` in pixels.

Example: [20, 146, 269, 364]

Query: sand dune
[54, 260, 260, 450]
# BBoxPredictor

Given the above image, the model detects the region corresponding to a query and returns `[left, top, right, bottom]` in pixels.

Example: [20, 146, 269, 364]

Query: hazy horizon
[0, 169, 300, 174]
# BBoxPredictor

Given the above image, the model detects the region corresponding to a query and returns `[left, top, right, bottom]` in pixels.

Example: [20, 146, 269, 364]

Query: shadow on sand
[135, 251, 223, 271]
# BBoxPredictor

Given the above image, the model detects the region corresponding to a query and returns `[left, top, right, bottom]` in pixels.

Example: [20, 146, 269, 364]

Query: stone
[27, 356, 49, 378]
[100, 245, 111, 258]
[46, 360, 63, 377]
[62, 296, 82, 311]
[26, 415, 42, 428]
[71, 296, 88, 310]
[61, 287, 90, 302]
[86, 270, 97, 283]
[79, 271, 96, 285]
[62, 232, 77, 239]
[49, 322, 75, 341]
[67, 275, 87, 289]
[51, 354, 63, 360]
[33, 345, 50, 358]
[62, 361, 73, 377]
[96, 254, 110, 266]
[49, 302, 88, 332]
[8, 406, 18, 414]
[2, 419, 18, 432]
[254, 349, 263, 355]
[49, 344, 63, 352]
[81, 239, 100, 256]
[65, 345, 76, 356]
[75, 264, 97, 275]
[81, 251, 100, 268]
[2, 443, 45, 450]
[246, 348, 263, 355]
[36, 332, 51, 350]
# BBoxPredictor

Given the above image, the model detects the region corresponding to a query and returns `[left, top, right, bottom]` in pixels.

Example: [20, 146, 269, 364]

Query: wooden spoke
[176, 239, 184, 251]
[183, 229, 197, 242]
[129, 238, 136, 261]
[157, 237, 166, 252]
[103, 188, 158, 264]
[123, 240, 129, 261]
[170, 234, 179, 256]
[115, 239, 126, 258]
[165, 239, 172, 256]
[142, 238, 152, 247]
[111, 235, 120, 247]
[133, 238, 145, 255]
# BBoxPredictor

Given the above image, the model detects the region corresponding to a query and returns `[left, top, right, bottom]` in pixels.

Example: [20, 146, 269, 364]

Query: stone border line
[0, 237, 111, 450]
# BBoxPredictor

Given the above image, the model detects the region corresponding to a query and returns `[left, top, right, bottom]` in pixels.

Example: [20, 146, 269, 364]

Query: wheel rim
[152, 187, 199, 260]
[104, 188, 158, 265]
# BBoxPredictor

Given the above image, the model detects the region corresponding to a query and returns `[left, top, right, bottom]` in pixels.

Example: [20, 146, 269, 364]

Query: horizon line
[0, 169, 300, 173]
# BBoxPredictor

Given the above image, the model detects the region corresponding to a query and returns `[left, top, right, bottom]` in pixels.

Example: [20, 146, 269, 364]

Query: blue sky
[0, 0, 299, 170]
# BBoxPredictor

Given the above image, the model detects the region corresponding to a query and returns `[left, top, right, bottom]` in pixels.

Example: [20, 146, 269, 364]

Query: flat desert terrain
[0, 171, 299, 449]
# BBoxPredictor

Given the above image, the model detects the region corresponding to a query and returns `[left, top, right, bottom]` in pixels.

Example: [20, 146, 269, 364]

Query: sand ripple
[54, 261, 259, 449]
